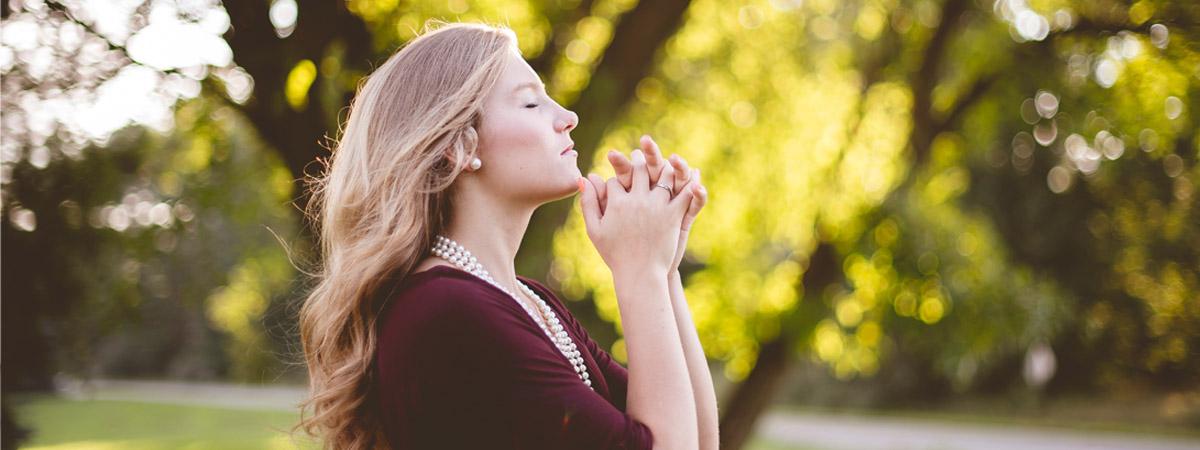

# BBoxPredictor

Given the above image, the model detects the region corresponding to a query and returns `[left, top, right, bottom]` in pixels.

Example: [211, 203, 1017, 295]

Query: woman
[296, 22, 717, 449]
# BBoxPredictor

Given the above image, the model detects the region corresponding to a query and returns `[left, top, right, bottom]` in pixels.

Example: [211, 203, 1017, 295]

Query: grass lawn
[10, 394, 809, 449]
[9, 395, 319, 450]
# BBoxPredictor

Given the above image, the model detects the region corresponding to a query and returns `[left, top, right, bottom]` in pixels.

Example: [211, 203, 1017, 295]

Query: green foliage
[3, 0, 1196, 407]
[1, 94, 298, 383]
[547, 0, 1198, 393]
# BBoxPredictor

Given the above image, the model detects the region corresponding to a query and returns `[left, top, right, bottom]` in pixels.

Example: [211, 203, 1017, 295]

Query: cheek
[480, 110, 546, 155]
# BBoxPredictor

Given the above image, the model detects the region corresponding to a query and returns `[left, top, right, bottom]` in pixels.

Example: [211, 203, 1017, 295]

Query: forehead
[497, 48, 543, 96]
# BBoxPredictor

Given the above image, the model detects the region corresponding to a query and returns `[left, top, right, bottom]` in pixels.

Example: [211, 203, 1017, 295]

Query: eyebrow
[512, 81, 545, 93]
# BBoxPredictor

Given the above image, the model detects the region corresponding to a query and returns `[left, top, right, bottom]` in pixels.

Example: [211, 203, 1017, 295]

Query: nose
[556, 109, 578, 133]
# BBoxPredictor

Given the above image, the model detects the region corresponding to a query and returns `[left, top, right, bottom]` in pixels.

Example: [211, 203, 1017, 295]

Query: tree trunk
[717, 329, 797, 450]
[222, 0, 374, 207]
[718, 242, 842, 449]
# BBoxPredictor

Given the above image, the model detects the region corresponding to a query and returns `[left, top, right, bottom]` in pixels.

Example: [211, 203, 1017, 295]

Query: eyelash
[525, 103, 539, 108]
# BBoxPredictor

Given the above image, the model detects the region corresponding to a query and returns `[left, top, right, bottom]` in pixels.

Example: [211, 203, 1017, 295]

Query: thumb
[578, 176, 602, 233]
[587, 173, 608, 214]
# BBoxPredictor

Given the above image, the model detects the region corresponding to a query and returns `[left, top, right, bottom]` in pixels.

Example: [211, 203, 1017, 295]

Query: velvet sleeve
[446, 282, 654, 450]
[521, 278, 634, 412]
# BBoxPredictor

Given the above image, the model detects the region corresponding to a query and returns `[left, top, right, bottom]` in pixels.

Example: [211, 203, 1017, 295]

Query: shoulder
[395, 266, 508, 303]
[378, 266, 517, 332]
[376, 268, 545, 375]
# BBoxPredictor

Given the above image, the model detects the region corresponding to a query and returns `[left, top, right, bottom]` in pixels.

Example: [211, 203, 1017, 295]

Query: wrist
[612, 263, 671, 285]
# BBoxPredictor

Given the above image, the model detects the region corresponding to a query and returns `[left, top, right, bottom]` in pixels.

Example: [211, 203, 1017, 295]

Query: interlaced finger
[652, 163, 676, 201]
[642, 135, 667, 188]
[669, 154, 692, 193]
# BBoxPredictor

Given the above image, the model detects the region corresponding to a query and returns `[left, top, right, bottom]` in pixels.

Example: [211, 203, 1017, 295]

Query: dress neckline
[409, 264, 538, 287]
[410, 263, 564, 339]
[408, 264, 461, 279]
[399, 263, 607, 397]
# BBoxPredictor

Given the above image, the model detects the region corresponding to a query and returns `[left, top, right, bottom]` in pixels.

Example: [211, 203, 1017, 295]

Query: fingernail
[631, 149, 645, 163]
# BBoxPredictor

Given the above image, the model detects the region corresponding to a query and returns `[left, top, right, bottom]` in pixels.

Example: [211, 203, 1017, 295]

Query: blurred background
[1, 0, 1197, 449]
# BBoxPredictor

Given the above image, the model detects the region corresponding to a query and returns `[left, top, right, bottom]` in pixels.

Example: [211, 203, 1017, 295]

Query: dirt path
[755, 410, 1200, 450]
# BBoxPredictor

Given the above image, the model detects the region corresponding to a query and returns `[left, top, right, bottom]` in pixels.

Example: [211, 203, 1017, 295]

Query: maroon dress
[374, 265, 654, 449]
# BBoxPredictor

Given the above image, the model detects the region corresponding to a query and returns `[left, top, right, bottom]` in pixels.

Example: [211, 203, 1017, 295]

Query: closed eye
[525, 103, 539, 108]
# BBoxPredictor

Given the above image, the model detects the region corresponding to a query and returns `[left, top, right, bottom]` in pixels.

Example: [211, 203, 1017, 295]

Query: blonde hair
[294, 22, 517, 449]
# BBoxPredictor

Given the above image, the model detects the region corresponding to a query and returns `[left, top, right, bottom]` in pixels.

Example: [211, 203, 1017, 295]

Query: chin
[549, 169, 583, 201]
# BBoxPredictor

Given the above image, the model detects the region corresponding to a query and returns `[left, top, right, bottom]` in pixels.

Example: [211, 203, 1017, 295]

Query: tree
[2, 0, 696, 379]
[2, 2, 1196, 450]
[547, 0, 1198, 448]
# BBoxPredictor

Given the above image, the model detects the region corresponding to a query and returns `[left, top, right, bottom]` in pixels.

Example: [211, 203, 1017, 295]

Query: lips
[560, 143, 575, 155]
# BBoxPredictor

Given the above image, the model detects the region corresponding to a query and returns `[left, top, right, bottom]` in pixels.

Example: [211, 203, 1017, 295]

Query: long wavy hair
[293, 22, 517, 449]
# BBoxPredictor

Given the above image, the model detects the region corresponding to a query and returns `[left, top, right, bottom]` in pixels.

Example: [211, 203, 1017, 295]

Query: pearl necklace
[431, 235, 593, 390]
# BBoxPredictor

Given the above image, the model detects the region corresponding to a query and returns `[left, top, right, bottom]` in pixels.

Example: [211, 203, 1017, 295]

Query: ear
[445, 125, 480, 171]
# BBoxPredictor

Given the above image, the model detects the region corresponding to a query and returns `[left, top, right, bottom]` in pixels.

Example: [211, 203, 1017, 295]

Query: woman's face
[473, 45, 581, 205]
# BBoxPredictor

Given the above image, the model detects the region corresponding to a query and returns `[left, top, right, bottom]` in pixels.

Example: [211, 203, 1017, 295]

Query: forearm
[668, 270, 720, 450]
[613, 268, 699, 450]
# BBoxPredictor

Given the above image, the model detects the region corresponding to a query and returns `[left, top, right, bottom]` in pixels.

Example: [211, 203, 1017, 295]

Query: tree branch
[43, 0, 184, 78]
[909, 0, 968, 165]
[935, 70, 999, 131]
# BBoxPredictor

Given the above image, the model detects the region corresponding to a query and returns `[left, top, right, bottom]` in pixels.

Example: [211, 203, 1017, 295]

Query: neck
[439, 188, 537, 294]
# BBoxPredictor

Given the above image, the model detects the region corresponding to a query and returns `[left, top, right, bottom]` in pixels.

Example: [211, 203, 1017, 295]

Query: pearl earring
[469, 157, 482, 171]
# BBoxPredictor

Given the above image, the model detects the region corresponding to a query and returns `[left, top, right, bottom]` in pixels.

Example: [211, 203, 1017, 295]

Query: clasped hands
[577, 135, 709, 277]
